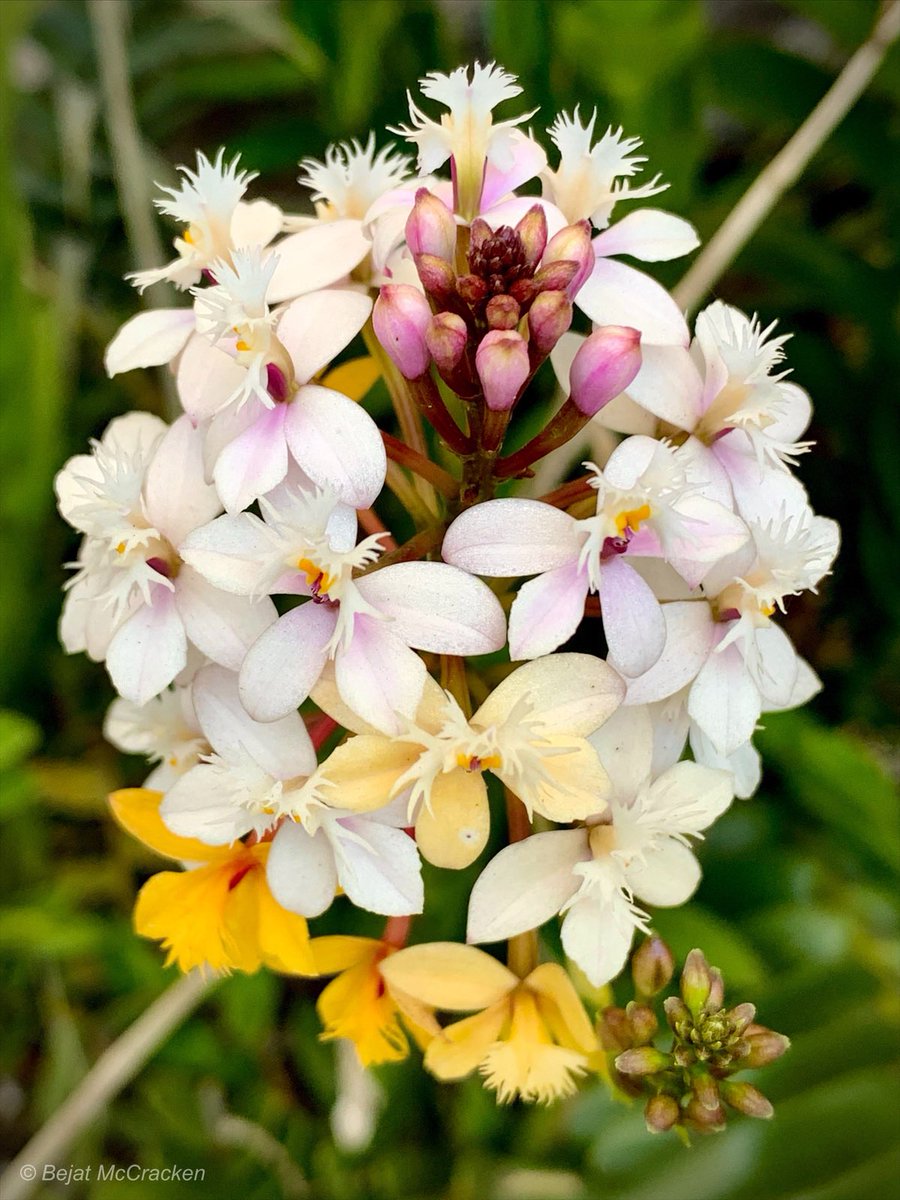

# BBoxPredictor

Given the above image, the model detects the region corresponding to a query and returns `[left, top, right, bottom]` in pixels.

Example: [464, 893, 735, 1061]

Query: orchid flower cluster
[58, 64, 837, 1112]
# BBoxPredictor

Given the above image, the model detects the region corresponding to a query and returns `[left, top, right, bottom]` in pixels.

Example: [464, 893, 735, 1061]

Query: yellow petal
[415, 674, 454, 735]
[388, 983, 443, 1047]
[310, 935, 380, 976]
[311, 664, 380, 735]
[424, 1002, 509, 1080]
[317, 735, 420, 813]
[415, 769, 489, 869]
[473, 654, 625, 737]
[251, 860, 317, 975]
[526, 962, 597, 1055]
[514, 736, 610, 822]
[318, 959, 408, 1067]
[321, 355, 380, 401]
[380, 942, 517, 1011]
[110, 788, 230, 863]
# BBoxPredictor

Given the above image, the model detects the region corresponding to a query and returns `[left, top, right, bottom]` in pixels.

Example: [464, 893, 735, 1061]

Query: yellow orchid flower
[379, 943, 598, 1104]
[110, 788, 315, 975]
[310, 935, 439, 1067]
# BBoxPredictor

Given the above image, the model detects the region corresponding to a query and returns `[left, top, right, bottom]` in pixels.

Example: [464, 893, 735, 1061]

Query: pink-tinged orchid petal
[627, 839, 701, 908]
[602, 433, 659, 488]
[192, 663, 315, 779]
[277, 289, 373, 384]
[229, 198, 283, 248]
[479, 131, 548, 211]
[587, 704, 654, 799]
[508, 559, 590, 660]
[266, 822, 338, 918]
[334, 615, 427, 735]
[768, 381, 813, 442]
[656, 495, 750, 589]
[626, 343, 703, 430]
[180, 513, 272, 595]
[285, 385, 386, 508]
[598, 556, 666, 678]
[592, 209, 700, 263]
[161, 766, 258, 847]
[576, 257, 689, 347]
[481, 195, 568, 239]
[713, 435, 811, 524]
[266, 221, 371, 303]
[466, 829, 587, 944]
[203, 394, 269, 479]
[356, 561, 506, 655]
[106, 584, 187, 705]
[675, 436, 734, 508]
[332, 819, 424, 916]
[239, 601, 338, 723]
[688, 640, 762, 756]
[104, 308, 195, 376]
[213, 404, 289, 514]
[621, 601, 716, 705]
[443, 499, 582, 576]
[176, 335, 247, 422]
[561, 893, 636, 988]
[748, 623, 800, 709]
[144, 416, 221, 547]
[174, 568, 276, 671]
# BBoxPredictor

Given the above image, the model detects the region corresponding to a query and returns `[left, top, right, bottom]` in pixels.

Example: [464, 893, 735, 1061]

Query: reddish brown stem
[382, 431, 458, 497]
[409, 373, 473, 454]
[357, 507, 397, 550]
[305, 713, 339, 750]
[539, 474, 596, 510]
[362, 524, 446, 573]
[494, 397, 592, 479]
[504, 787, 532, 844]
[383, 914, 413, 949]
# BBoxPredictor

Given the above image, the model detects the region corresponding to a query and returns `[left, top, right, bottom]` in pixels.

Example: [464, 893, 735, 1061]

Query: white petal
[576, 257, 689, 347]
[106, 586, 187, 704]
[277, 289, 373, 384]
[105, 308, 195, 375]
[180, 513, 273, 595]
[560, 894, 636, 987]
[144, 415, 222, 547]
[507, 561, 589, 660]
[239, 601, 337, 722]
[176, 334, 247, 421]
[213, 404, 289, 514]
[266, 821, 338, 918]
[688, 641, 761, 756]
[334, 616, 427, 735]
[174, 567, 277, 671]
[466, 830, 587, 944]
[588, 704, 654, 800]
[356, 561, 506, 655]
[161, 764, 256, 845]
[230, 198, 283, 248]
[627, 839, 701, 907]
[690, 726, 761, 800]
[620, 601, 716, 704]
[748, 623, 800, 709]
[592, 209, 700, 263]
[266, 221, 371, 303]
[644, 760, 733, 830]
[192, 662, 315, 779]
[443, 499, 582, 576]
[332, 819, 424, 916]
[648, 695, 691, 775]
[625, 343, 703, 430]
[767, 655, 820, 712]
[598, 556, 666, 677]
[473, 652, 625, 737]
[285, 385, 386, 509]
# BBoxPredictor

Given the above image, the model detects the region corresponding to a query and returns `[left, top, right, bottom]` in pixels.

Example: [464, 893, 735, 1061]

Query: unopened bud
[475, 329, 530, 411]
[406, 188, 457, 261]
[469, 217, 492, 254]
[692, 1071, 721, 1112]
[708, 966, 725, 1010]
[415, 253, 456, 302]
[486, 294, 521, 331]
[532, 259, 579, 295]
[632, 935, 676, 998]
[543, 219, 594, 295]
[615, 1046, 672, 1077]
[373, 284, 432, 379]
[426, 312, 467, 375]
[528, 291, 573, 356]
[684, 1094, 726, 1131]
[597, 1006, 633, 1052]
[515, 204, 548, 269]
[457, 273, 489, 306]
[740, 1028, 791, 1069]
[645, 1093, 680, 1134]
[626, 1002, 658, 1046]
[720, 1080, 774, 1120]
[727, 1002, 756, 1035]
[681, 948, 713, 1017]
[569, 325, 642, 416]
[663, 995, 690, 1032]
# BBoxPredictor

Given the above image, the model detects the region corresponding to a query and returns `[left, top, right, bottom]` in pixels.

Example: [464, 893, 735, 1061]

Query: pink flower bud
[543, 219, 594, 295]
[373, 284, 432, 379]
[406, 188, 457, 261]
[426, 312, 467, 374]
[569, 325, 642, 416]
[486, 294, 520, 331]
[515, 204, 548, 269]
[528, 291, 573, 355]
[415, 254, 456, 302]
[476, 329, 530, 411]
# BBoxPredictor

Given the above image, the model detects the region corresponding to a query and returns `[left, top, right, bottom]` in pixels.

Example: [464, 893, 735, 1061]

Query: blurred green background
[1, 1, 899, 1197]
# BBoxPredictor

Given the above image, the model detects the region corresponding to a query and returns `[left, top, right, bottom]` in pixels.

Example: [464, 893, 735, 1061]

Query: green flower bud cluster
[598, 940, 790, 1140]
